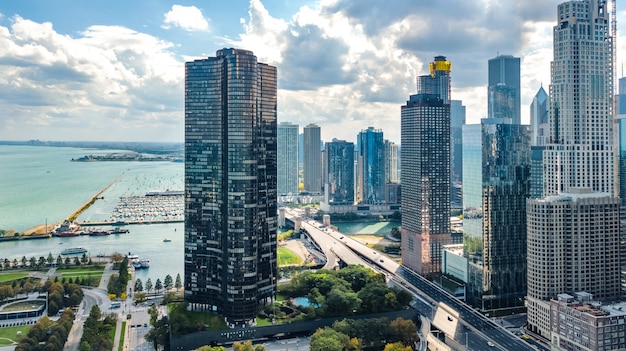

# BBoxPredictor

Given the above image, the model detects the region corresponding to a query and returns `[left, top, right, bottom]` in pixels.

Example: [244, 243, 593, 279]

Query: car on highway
[487, 341, 495, 347]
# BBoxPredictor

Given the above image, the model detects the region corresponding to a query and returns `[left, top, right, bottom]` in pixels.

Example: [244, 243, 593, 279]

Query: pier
[67, 174, 123, 221]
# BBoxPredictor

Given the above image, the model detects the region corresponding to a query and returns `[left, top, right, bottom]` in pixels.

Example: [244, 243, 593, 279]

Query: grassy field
[0, 272, 29, 283]
[117, 321, 126, 351]
[0, 325, 29, 344]
[169, 303, 228, 331]
[277, 247, 302, 265]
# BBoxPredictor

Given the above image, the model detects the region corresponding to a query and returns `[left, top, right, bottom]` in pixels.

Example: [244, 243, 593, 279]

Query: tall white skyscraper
[277, 122, 299, 196]
[526, 0, 621, 342]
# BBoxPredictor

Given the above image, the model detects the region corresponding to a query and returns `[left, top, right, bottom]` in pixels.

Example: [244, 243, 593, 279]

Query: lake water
[0, 145, 184, 284]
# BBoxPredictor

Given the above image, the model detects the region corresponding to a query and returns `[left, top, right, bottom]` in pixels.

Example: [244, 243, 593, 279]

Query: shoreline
[22, 174, 123, 235]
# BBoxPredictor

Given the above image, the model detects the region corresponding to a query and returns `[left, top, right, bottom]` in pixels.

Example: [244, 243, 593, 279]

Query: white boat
[140, 259, 150, 268]
[163, 238, 171, 242]
[61, 247, 87, 255]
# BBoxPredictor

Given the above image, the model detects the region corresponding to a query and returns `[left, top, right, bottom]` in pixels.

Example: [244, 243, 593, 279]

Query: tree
[164, 274, 173, 291]
[145, 278, 153, 295]
[134, 292, 147, 304]
[384, 342, 412, 351]
[310, 327, 359, 351]
[148, 305, 159, 325]
[81, 253, 88, 263]
[194, 347, 226, 351]
[144, 316, 169, 350]
[154, 278, 163, 293]
[29, 256, 36, 269]
[389, 318, 419, 346]
[134, 279, 143, 292]
[233, 341, 255, 351]
[175, 273, 182, 291]
[47, 253, 54, 266]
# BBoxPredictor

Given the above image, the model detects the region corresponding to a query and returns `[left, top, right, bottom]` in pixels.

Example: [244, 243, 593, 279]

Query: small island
[71, 152, 182, 162]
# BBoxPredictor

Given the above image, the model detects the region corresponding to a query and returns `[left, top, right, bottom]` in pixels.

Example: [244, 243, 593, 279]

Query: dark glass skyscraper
[463, 119, 530, 312]
[401, 56, 451, 275]
[184, 48, 277, 326]
[357, 127, 385, 204]
[325, 139, 355, 205]
[488, 55, 521, 124]
[303, 124, 322, 194]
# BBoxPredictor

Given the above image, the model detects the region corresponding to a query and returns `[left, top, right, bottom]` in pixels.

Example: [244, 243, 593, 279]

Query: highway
[286, 208, 537, 351]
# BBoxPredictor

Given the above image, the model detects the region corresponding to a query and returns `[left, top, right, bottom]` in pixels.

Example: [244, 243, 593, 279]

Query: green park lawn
[0, 272, 29, 283]
[169, 303, 228, 331]
[118, 322, 126, 351]
[0, 325, 29, 344]
[277, 247, 302, 266]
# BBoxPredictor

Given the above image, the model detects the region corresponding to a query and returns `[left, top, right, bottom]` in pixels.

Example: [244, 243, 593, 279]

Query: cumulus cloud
[225, 0, 569, 141]
[162, 5, 210, 32]
[0, 16, 183, 141]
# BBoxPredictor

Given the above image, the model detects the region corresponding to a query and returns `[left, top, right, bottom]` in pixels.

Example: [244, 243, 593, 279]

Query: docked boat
[88, 230, 112, 236]
[132, 260, 142, 269]
[112, 227, 129, 234]
[163, 238, 171, 242]
[140, 259, 150, 268]
[54, 231, 80, 237]
[61, 247, 87, 255]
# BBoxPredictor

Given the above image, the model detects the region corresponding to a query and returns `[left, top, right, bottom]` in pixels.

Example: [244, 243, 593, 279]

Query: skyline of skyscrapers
[183, 48, 277, 326]
[526, 0, 621, 344]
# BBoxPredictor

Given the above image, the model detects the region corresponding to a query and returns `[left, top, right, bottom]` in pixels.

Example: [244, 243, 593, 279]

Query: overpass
[284, 208, 538, 351]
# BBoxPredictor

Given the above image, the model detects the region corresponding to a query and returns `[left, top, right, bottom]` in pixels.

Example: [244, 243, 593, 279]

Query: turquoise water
[0, 145, 184, 284]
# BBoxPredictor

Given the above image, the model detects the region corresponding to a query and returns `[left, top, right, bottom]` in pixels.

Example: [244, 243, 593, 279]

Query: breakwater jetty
[67, 174, 123, 221]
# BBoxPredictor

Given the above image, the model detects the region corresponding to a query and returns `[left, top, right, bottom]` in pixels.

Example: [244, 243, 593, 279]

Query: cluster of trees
[0, 277, 41, 302]
[310, 317, 419, 351]
[14, 309, 75, 351]
[45, 280, 84, 315]
[51, 274, 99, 287]
[133, 273, 182, 303]
[145, 307, 170, 351]
[314, 211, 401, 222]
[79, 305, 116, 351]
[107, 257, 129, 297]
[281, 265, 412, 317]
[0, 279, 83, 314]
[194, 341, 267, 351]
[0, 253, 94, 271]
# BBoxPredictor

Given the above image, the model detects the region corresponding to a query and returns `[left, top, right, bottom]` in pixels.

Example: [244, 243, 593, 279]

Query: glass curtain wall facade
[464, 120, 530, 312]
[325, 140, 355, 204]
[401, 94, 451, 275]
[184, 48, 277, 326]
[277, 122, 299, 196]
[357, 127, 385, 204]
[450, 100, 466, 209]
[488, 55, 521, 124]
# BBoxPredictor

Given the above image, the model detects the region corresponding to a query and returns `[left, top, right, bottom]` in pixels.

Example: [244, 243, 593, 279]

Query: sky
[0, 0, 625, 144]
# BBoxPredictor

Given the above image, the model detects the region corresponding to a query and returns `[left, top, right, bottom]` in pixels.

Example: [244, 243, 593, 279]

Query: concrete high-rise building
[450, 100, 466, 208]
[303, 124, 322, 194]
[530, 86, 549, 146]
[384, 139, 399, 184]
[463, 119, 530, 313]
[325, 139, 355, 205]
[488, 55, 521, 124]
[617, 77, 626, 205]
[401, 56, 451, 275]
[184, 48, 277, 326]
[277, 122, 299, 196]
[357, 127, 385, 204]
[526, 0, 621, 341]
